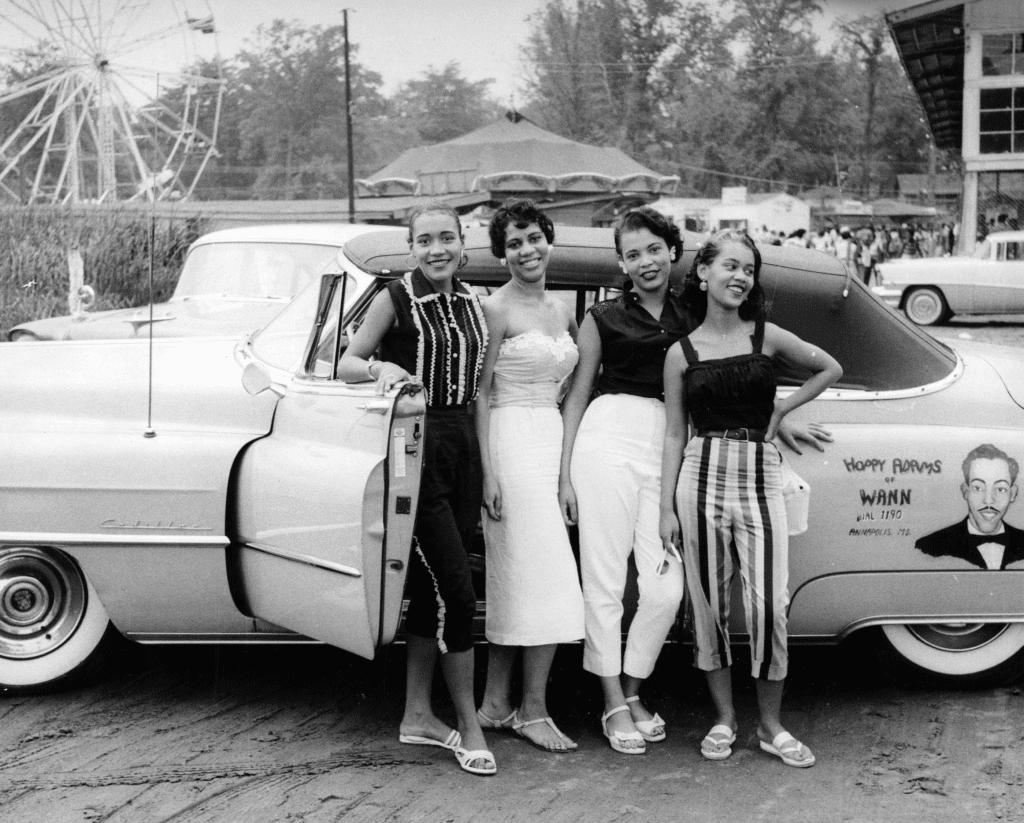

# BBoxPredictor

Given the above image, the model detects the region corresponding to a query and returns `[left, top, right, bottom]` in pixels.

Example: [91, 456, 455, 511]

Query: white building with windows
[888, 0, 1024, 251]
[653, 190, 810, 236]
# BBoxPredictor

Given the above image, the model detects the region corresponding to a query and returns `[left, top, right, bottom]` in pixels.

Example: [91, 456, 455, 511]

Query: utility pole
[343, 9, 355, 224]
[927, 137, 937, 209]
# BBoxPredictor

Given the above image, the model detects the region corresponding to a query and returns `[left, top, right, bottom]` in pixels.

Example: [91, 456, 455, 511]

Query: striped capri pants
[676, 435, 789, 681]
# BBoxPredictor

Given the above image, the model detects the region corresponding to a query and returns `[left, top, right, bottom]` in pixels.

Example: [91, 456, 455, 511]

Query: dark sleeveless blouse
[380, 270, 488, 408]
[588, 288, 695, 400]
[680, 320, 777, 432]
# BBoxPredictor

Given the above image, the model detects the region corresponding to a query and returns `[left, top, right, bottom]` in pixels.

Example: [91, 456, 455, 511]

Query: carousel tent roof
[359, 113, 678, 197]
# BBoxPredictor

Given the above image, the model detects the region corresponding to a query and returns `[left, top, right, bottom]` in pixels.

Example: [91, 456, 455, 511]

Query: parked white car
[8, 223, 389, 341]
[873, 230, 1024, 325]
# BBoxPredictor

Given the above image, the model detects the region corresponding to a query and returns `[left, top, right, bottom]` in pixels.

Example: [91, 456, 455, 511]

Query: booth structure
[888, 0, 1024, 250]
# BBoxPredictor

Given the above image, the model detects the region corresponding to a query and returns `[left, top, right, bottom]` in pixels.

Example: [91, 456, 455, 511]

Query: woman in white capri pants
[558, 209, 832, 755]
[558, 207, 692, 754]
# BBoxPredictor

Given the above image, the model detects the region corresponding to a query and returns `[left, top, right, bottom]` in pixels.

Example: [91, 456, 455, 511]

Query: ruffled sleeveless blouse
[381, 270, 487, 408]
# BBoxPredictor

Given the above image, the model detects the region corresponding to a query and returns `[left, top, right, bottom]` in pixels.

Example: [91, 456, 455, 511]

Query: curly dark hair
[613, 206, 684, 263]
[682, 229, 767, 322]
[406, 202, 463, 245]
[488, 199, 555, 259]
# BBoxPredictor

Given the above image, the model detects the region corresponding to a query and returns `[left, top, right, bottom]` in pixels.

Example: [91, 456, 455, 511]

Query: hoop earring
[699, 279, 707, 291]
[457, 250, 468, 270]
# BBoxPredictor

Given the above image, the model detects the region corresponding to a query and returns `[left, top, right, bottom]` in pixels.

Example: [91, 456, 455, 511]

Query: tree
[729, 0, 822, 60]
[523, 0, 730, 158]
[836, 14, 889, 195]
[522, 0, 615, 145]
[391, 62, 502, 144]
[727, 0, 844, 189]
[232, 20, 387, 199]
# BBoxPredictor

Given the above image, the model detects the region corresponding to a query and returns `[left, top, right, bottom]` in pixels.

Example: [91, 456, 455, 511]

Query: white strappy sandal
[601, 705, 646, 755]
[625, 695, 666, 743]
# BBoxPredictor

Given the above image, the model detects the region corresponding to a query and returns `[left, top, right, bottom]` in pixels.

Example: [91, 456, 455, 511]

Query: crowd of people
[750, 222, 960, 285]
[338, 200, 842, 777]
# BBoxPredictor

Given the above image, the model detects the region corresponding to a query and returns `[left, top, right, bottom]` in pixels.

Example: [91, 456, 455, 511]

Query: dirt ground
[1, 637, 1023, 823]
[3, 318, 1023, 823]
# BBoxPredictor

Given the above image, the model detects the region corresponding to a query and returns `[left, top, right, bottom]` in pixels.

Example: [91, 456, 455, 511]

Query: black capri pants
[404, 406, 482, 654]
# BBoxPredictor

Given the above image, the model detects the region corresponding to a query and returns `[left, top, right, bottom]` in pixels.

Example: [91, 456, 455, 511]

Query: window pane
[1016, 131, 1024, 153]
[982, 110, 1013, 131]
[1016, 87, 1024, 107]
[983, 33, 1015, 75]
[1015, 110, 1024, 130]
[981, 88, 1013, 109]
[981, 132, 1013, 153]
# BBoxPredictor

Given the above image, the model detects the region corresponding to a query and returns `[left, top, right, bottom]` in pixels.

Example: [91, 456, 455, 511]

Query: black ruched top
[588, 288, 696, 400]
[680, 320, 777, 432]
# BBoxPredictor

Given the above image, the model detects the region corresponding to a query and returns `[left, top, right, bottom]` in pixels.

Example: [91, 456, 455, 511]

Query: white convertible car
[2, 227, 1023, 693]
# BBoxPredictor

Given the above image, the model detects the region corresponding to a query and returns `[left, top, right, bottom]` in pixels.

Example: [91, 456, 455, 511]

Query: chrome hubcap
[0, 549, 86, 659]
[907, 622, 1007, 652]
[908, 292, 940, 323]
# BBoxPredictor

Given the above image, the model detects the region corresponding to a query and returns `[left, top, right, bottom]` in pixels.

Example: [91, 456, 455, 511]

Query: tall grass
[0, 205, 205, 339]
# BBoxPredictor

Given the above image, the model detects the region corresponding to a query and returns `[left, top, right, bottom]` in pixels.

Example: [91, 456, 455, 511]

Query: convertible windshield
[173, 242, 342, 300]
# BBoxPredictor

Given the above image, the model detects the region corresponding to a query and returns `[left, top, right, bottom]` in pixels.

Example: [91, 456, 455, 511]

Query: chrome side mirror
[241, 361, 284, 397]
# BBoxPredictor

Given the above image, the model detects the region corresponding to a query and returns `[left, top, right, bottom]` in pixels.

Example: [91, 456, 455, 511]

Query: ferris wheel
[0, 1, 222, 204]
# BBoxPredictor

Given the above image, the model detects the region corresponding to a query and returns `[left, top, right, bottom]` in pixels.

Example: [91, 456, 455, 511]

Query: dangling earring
[699, 279, 707, 291]
[458, 250, 468, 270]
[670, 249, 677, 262]
[618, 262, 627, 274]
[500, 258, 507, 266]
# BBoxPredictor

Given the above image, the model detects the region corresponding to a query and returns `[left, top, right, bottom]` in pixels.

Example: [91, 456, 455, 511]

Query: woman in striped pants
[659, 230, 842, 768]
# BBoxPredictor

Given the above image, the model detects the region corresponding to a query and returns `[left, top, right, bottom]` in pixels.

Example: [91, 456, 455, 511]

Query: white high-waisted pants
[571, 394, 684, 678]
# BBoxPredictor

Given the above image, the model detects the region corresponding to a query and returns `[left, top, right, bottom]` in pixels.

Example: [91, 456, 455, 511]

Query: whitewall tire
[903, 287, 949, 326]
[881, 622, 1024, 687]
[0, 548, 113, 690]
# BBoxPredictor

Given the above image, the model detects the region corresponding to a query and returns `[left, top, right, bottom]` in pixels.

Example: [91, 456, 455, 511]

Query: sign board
[721, 186, 748, 205]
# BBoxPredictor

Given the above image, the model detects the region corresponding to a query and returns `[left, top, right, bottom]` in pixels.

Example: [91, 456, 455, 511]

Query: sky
[0, 0, 930, 103]
[207, 0, 929, 101]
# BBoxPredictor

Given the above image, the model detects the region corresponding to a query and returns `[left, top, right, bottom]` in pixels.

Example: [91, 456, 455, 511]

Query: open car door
[232, 274, 425, 659]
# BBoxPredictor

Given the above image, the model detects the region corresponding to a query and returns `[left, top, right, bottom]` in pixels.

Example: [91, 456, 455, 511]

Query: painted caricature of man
[915, 444, 1024, 570]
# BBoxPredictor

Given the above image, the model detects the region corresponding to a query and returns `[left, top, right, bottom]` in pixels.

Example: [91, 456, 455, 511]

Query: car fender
[787, 571, 1024, 640]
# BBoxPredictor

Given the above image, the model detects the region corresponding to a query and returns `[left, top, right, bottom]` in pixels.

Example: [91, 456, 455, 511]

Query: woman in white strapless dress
[474, 200, 585, 753]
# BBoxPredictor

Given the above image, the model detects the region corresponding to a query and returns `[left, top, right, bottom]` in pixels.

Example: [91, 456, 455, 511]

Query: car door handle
[356, 399, 391, 413]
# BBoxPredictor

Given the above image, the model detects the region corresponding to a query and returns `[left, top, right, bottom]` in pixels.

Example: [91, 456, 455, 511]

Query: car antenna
[144, 206, 156, 438]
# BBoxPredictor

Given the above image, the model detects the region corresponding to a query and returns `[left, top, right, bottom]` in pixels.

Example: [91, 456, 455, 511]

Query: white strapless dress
[483, 331, 585, 646]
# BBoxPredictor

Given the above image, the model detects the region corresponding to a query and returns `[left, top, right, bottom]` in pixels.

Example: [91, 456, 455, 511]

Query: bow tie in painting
[969, 533, 1007, 550]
